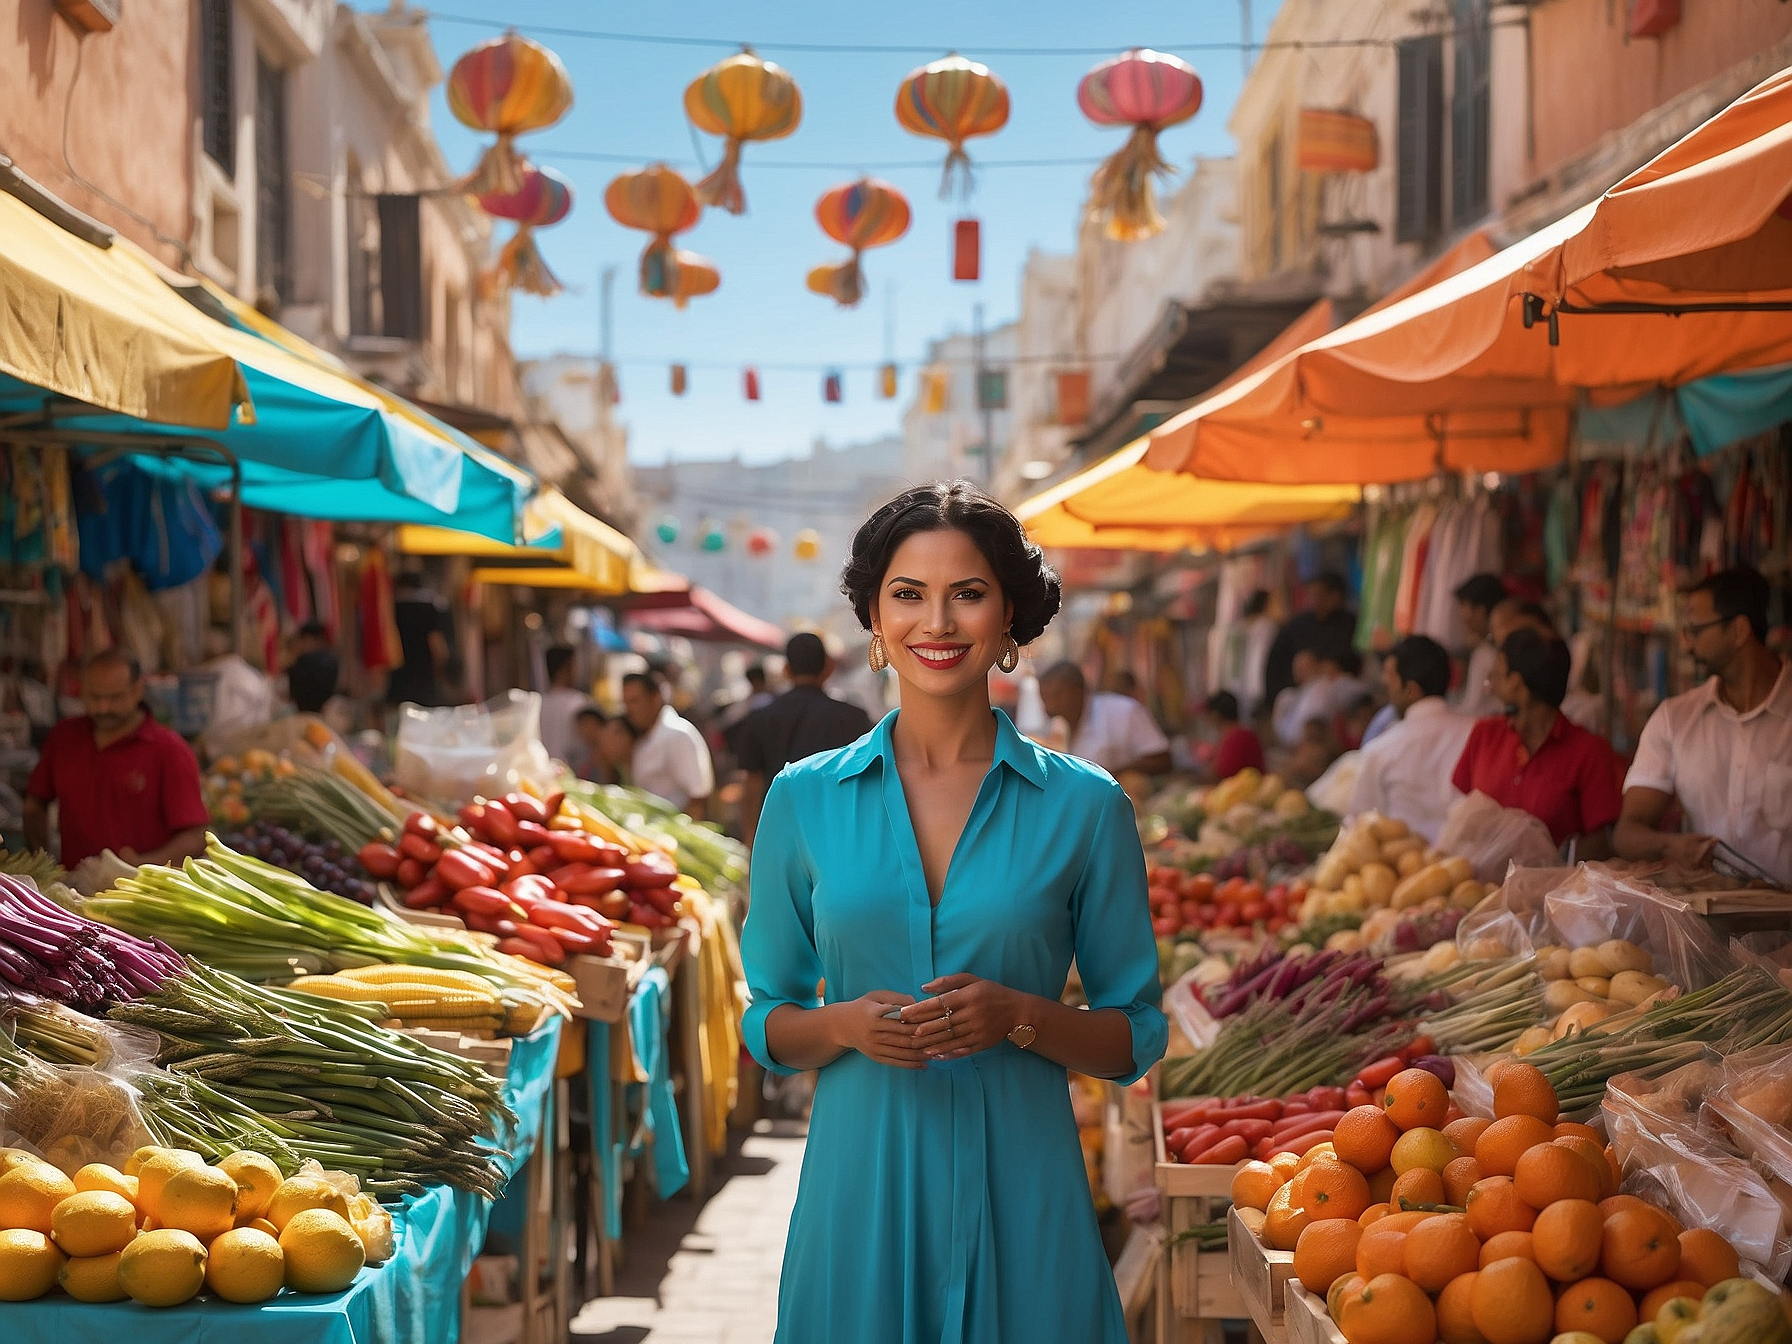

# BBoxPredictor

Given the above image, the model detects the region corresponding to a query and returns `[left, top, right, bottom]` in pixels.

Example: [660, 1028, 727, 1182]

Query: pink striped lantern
[1077, 49, 1203, 241]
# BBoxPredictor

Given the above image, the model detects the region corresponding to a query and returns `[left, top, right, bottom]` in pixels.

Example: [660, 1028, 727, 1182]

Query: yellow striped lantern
[809, 178, 910, 308]
[895, 53, 1010, 198]
[684, 48, 803, 215]
[604, 164, 705, 302]
[447, 33, 574, 196]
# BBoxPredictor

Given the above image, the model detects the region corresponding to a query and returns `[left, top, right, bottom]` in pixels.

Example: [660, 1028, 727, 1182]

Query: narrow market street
[570, 1122, 805, 1344]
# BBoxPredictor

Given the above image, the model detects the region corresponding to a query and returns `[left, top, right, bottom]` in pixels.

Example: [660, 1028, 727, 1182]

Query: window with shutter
[254, 56, 289, 305]
[376, 195, 423, 340]
[1395, 37, 1444, 243]
[1451, 0, 1491, 226]
[199, 0, 234, 174]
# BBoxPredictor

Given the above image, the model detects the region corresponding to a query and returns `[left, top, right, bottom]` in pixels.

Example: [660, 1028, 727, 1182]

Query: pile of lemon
[0, 1145, 382, 1306]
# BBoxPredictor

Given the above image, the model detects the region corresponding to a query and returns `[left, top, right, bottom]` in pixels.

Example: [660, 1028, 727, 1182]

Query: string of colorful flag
[603, 362, 1091, 418]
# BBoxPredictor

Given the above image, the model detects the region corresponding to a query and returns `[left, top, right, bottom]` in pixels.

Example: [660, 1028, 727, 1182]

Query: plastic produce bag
[1705, 1045, 1792, 1192]
[1606, 1057, 1792, 1279]
[1436, 791, 1561, 884]
[393, 689, 556, 807]
[0, 1059, 152, 1176]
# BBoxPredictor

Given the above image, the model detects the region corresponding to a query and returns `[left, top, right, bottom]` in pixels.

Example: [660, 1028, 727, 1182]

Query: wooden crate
[1150, 1102, 1247, 1323]
[567, 931, 653, 1023]
[1283, 1283, 1344, 1344]
[1228, 1206, 1294, 1343]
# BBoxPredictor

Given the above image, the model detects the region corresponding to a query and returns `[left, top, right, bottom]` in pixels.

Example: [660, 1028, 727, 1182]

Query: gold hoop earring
[868, 634, 889, 673]
[998, 634, 1020, 675]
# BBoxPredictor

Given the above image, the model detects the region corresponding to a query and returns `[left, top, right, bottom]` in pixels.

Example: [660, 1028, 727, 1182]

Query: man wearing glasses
[1615, 566, 1791, 885]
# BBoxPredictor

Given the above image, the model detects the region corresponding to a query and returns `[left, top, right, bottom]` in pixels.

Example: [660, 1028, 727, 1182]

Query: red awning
[626, 586, 786, 650]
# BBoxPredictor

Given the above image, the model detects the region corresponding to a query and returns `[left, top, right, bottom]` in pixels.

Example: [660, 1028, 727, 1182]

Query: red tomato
[1151, 916, 1180, 937]
[1179, 901, 1204, 925]
[1241, 899, 1269, 924]
[1265, 914, 1288, 933]
[1210, 907, 1237, 928]
[1186, 873, 1216, 903]
[1217, 877, 1247, 905]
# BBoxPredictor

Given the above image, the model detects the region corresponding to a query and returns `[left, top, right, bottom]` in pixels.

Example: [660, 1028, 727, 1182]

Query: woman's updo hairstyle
[840, 480, 1062, 646]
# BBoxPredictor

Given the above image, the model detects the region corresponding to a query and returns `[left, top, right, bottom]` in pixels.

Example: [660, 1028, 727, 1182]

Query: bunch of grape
[220, 820, 378, 905]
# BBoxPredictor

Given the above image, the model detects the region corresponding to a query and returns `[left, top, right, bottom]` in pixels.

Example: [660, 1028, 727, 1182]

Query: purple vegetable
[1411, 1055, 1456, 1088]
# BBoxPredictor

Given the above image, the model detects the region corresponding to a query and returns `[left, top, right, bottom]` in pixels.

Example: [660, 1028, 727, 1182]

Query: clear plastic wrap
[392, 689, 557, 806]
[1605, 1056, 1792, 1280]
[0, 1058, 152, 1175]
[1436, 791, 1562, 884]
[1704, 1044, 1792, 1193]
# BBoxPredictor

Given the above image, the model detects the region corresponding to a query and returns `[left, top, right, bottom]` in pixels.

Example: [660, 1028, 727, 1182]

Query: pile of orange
[1228, 1061, 1751, 1344]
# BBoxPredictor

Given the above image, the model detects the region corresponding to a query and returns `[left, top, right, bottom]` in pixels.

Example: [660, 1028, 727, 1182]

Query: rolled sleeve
[1071, 781, 1167, 1085]
[739, 776, 823, 1076]
[1623, 702, 1676, 796]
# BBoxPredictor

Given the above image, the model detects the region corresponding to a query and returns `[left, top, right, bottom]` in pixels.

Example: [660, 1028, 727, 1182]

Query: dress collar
[833, 707, 1047, 789]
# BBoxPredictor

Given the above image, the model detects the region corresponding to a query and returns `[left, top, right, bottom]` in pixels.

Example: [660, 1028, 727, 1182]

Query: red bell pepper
[1191, 1135, 1249, 1166]
[503, 792, 549, 826]
[463, 911, 521, 939]
[452, 886, 522, 919]
[357, 842, 402, 879]
[540, 790, 565, 824]
[527, 844, 558, 869]
[623, 853, 679, 888]
[395, 858, 426, 890]
[542, 925, 599, 955]
[515, 819, 555, 848]
[457, 804, 487, 835]
[402, 878, 447, 909]
[435, 848, 497, 892]
[545, 832, 604, 864]
[403, 812, 439, 838]
[504, 875, 558, 907]
[498, 936, 545, 962]
[398, 833, 443, 865]
[509, 924, 567, 965]
[552, 864, 626, 896]
[637, 886, 681, 917]
[462, 840, 510, 867]
[480, 800, 520, 846]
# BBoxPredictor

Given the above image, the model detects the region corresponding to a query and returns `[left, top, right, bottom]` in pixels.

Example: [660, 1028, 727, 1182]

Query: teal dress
[741, 709, 1168, 1344]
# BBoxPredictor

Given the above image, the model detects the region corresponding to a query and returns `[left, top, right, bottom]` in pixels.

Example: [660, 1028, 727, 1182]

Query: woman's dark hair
[1499, 627, 1570, 708]
[841, 480, 1061, 646]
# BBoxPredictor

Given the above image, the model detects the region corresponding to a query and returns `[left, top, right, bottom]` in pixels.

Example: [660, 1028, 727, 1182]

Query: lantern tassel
[458, 133, 528, 198]
[826, 253, 865, 308]
[695, 137, 748, 215]
[489, 227, 562, 297]
[1086, 124, 1175, 242]
[939, 142, 975, 201]
[640, 236, 679, 298]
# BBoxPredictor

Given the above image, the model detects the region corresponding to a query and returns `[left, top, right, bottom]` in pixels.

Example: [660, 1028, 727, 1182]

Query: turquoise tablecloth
[6, 1018, 562, 1344]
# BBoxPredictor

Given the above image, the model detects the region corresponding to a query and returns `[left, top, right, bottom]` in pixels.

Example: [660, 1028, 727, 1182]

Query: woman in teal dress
[740, 481, 1167, 1344]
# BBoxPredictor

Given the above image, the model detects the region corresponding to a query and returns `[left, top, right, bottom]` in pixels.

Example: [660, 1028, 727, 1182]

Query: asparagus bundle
[107, 961, 517, 1201]
[1161, 994, 1410, 1099]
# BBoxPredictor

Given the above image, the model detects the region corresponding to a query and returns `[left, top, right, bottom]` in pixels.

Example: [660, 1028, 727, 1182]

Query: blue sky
[363, 1, 1273, 464]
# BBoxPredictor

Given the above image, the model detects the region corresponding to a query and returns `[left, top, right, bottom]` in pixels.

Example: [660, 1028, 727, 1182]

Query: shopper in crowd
[1238, 589, 1279, 719]
[575, 707, 638, 786]
[1487, 597, 1602, 730]
[24, 649, 210, 870]
[1204, 691, 1264, 780]
[620, 671, 715, 818]
[734, 632, 874, 849]
[1262, 571, 1356, 709]
[739, 479, 1164, 1344]
[1351, 636, 1476, 843]
[1037, 661, 1172, 775]
[1287, 716, 1341, 791]
[1451, 628, 1623, 857]
[284, 620, 339, 716]
[387, 571, 454, 707]
[1453, 573, 1508, 718]
[1338, 691, 1378, 752]
[1273, 640, 1363, 748]
[537, 645, 592, 769]
[1488, 596, 1553, 648]
[1615, 566, 1791, 885]
[1109, 669, 1145, 703]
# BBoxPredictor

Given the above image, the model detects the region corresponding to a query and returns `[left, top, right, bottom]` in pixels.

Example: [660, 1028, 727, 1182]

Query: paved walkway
[569, 1119, 804, 1344]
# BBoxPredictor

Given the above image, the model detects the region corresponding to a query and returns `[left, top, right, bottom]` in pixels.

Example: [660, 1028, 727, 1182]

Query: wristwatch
[1007, 1023, 1038, 1050]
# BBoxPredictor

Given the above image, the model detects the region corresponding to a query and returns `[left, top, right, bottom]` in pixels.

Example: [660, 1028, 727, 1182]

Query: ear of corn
[338, 964, 496, 993]
[399, 1015, 505, 1033]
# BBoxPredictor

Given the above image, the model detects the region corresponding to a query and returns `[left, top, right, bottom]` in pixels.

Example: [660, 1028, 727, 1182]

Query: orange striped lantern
[668, 251, 720, 309]
[684, 48, 803, 215]
[895, 53, 1010, 198]
[478, 164, 574, 296]
[809, 178, 910, 308]
[1296, 109, 1379, 173]
[1078, 49, 1203, 241]
[447, 33, 574, 196]
[604, 165, 705, 302]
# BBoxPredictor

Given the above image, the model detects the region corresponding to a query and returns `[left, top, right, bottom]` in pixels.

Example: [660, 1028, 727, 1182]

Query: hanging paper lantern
[952, 218, 980, 281]
[699, 523, 726, 553]
[604, 164, 703, 301]
[822, 371, 843, 403]
[448, 33, 574, 196]
[670, 364, 688, 396]
[746, 527, 778, 557]
[743, 368, 761, 401]
[895, 53, 1010, 199]
[1078, 49, 1204, 242]
[655, 515, 681, 545]
[478, 164, 574, 296]
[668, 250, 720, 308]
[809, 178, 910, 307]
[793, 528, 822, 561]
[684, 47, 803, 215]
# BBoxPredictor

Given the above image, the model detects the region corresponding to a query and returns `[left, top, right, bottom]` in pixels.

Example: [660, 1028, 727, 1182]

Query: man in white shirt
[1350, 636, 1477, 843]
[1452, 574, 1506, 719]
[1037, 663, 1170, 776]
[1615, 567, 1792, 885]
[537, 645, 592, 769]
[621, 672, 715, 818]
[1273, 643, 1365, 748]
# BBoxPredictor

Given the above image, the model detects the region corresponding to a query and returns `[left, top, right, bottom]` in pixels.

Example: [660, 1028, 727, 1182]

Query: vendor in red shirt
[1204, 691, 1265, 780]
[1451, 628, 1622, 858]
[24, 650, 211, 869]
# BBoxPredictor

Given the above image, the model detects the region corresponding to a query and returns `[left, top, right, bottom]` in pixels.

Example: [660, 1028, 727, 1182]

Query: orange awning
[1145, 66, 1792, 485]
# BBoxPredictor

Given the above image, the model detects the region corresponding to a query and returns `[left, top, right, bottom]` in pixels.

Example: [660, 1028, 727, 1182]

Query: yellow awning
[402, 487, 652, 595]
[1017, 436, 1360, 550]
[0, 189, 250, 428]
